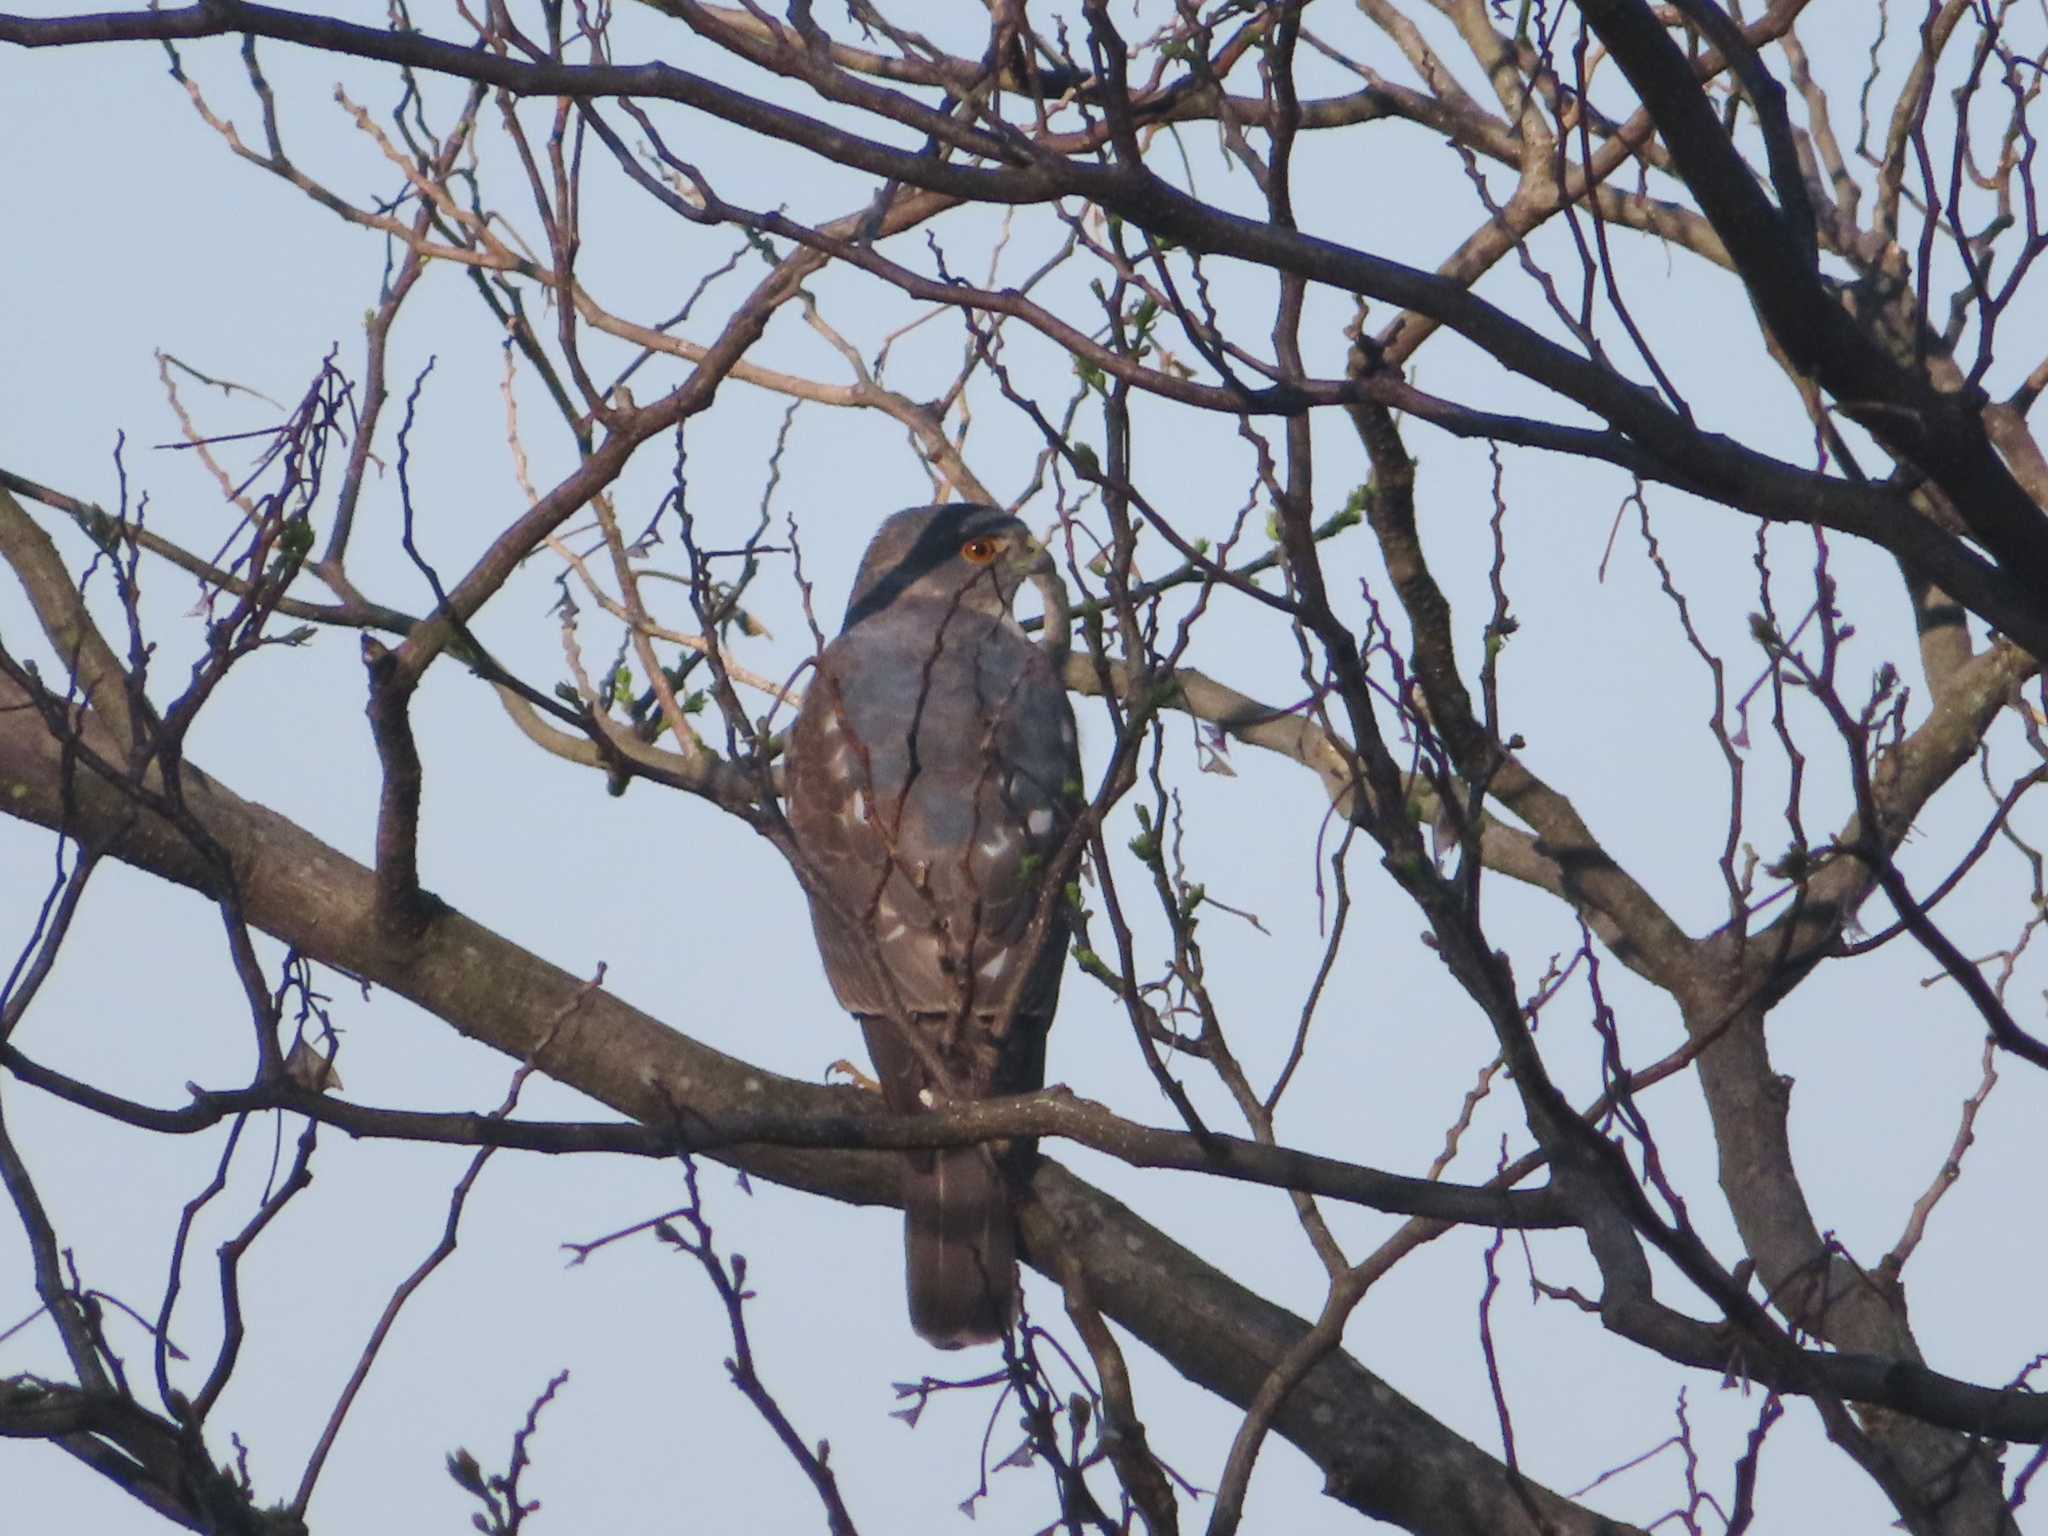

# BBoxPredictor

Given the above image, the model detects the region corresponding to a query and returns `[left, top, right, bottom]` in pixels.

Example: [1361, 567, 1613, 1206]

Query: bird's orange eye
[960, 537, 1000, 566]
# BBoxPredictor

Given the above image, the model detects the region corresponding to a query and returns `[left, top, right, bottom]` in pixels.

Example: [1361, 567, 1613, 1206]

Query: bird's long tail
[902, 1145, 1017, 1349]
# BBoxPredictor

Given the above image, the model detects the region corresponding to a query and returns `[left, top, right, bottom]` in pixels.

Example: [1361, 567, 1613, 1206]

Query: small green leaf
[82, 506, 121, 553]
[278, 516, 315, 559]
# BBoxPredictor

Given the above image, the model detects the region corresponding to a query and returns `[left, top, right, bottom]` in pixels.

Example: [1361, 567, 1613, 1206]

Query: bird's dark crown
[841, 503, 1036, 630]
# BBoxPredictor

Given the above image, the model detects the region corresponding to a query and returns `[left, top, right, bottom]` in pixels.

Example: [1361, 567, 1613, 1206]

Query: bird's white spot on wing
[1026, 808, 1054, 836]
[978, 831, 1013, 859]
[880, 920, 909, 942]
[918, 1088, 936, 1108]
[852, 789, 868, 821]
[978, 950, 1012, 981]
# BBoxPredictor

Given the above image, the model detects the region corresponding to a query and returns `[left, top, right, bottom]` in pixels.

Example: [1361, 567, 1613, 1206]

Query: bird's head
[841, 503, 1048, 629]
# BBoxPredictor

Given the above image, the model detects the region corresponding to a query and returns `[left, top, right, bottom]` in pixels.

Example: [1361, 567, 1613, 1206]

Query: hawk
[784, 504, 1080, 1348]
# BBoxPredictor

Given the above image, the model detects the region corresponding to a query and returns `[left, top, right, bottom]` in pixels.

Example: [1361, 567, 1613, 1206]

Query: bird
[783, 503, 1080, 1348]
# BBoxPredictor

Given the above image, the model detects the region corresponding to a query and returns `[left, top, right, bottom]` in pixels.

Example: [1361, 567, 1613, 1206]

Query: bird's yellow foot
[826, 1058, 882, 1094]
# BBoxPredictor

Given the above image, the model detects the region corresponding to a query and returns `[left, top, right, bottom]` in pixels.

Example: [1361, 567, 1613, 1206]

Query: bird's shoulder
[803, 608, 1058, 723]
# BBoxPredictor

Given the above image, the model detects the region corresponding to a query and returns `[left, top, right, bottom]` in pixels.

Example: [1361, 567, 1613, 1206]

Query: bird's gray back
[785, 604, 1078, 1031]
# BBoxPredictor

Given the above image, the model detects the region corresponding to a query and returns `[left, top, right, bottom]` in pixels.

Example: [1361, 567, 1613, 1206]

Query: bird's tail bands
[902, 1144, 1018, 1349]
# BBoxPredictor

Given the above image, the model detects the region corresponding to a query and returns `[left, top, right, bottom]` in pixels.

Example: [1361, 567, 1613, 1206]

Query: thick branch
[1578, 0, 2048, 583]
[0, 670, 1632, 1536]
[4, 603, 2045, 1466]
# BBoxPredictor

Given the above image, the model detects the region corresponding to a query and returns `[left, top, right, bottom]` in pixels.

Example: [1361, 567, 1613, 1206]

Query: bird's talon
[827, 1058, 883, 1094]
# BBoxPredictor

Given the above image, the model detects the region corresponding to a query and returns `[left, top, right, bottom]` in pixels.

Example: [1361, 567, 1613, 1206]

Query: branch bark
[0, 669, 1639, 1536]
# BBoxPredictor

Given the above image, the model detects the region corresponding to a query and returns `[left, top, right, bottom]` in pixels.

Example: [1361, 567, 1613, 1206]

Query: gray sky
[5, 4, 2046, 1532]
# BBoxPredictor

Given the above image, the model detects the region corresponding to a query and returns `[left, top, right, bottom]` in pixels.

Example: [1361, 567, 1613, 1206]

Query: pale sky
[4, 4, 2045, 1533]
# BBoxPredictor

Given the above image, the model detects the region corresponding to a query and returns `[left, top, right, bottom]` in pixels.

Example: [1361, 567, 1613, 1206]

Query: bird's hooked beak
[1010, 531, 1056, 579]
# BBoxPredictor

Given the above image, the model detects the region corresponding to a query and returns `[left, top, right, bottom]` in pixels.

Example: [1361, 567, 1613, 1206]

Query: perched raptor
[783, 504, 1080, 1348]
